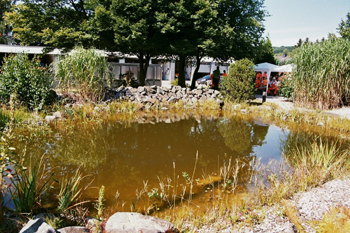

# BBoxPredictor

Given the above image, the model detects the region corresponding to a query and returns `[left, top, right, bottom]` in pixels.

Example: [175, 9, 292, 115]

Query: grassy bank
[1, 99, 350, 232]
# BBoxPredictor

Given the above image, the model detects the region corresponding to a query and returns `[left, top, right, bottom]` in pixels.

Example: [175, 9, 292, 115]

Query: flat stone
[57, 226, 90, 233]
[105, 212, 173, 233]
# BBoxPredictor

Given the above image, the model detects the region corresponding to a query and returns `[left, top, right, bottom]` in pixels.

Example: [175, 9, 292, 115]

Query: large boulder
[105, 212, 174, 233]
[19, 218, 55, 233]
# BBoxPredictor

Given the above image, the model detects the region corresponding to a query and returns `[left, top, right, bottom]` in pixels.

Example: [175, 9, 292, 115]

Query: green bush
[0, 53, 52, 110]
[53, 47, 111, 102]
[292, 38, 350, 109]
[221, 58, 256, 102]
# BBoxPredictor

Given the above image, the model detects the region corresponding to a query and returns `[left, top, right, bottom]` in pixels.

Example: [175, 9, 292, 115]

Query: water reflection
[11, 113, 346, 212]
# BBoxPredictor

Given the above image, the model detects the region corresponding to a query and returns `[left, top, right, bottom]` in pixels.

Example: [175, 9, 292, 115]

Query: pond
[9, 112, 349, 214]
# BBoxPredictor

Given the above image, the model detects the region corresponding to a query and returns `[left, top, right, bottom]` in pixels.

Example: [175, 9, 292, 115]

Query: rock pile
[19, 212, 175, 233]
[105, 85, 224, 107]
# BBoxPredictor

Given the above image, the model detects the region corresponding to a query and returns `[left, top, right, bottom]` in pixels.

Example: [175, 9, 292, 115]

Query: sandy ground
[254, 94, 350, 119]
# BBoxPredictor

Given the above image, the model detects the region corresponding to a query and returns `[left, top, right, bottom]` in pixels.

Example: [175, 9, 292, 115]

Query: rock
[53, 111, 62, 119]
[105, 212, 174, 233]
[45, 116, 56, 123]
[137, 86, 145, 93]
[19, 218, 55, 233]
[57, 227, 90, 233]
[317, 121, 325, 127]
[241, 109, 247, 114]
[164, 119, 172, 124]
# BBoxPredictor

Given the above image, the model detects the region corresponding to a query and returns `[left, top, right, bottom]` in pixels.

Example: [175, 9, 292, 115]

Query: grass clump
[53, 46, 110, 102]
[310, 206, 350, 233]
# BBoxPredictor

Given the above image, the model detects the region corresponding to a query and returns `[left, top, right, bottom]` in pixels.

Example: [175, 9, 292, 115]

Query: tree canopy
[0, 0, 16, 44]
[5, 0, 267, 87]
[254, 37, 275, 64]
[338, 12, 350, 40]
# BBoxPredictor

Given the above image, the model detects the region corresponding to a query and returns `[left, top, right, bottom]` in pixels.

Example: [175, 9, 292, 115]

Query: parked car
[196, 75, 211, 85]
[196, 75, 224, 86]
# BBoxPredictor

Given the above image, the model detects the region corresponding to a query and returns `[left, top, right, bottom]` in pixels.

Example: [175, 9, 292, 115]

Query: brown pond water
[9, 112, 350, 214]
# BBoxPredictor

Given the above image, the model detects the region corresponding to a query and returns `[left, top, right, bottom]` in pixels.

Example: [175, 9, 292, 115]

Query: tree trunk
[178, 55, 186, 87]
[191, 49, 202, 89]
[138, 53, 150, 86]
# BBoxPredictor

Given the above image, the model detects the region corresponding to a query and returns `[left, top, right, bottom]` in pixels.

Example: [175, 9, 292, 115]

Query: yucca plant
[52, 47, 111, 102]
[292, 37, 350, 109]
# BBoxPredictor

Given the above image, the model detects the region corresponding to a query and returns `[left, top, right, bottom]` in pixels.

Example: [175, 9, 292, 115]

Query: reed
[292, 38, 350, 109]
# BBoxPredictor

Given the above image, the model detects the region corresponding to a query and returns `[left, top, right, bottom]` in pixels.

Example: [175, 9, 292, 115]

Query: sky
[263, 0, 350, 47]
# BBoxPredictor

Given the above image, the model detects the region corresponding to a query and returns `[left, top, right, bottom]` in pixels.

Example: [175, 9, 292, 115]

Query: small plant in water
[95, 185, 105, 220]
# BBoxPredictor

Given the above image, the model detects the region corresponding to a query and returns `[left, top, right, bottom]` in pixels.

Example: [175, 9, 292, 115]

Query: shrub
[53, 47, 111, 102]
[279, 73, 294, 99]
[0, 53, 52, 110]
[221, 58, 256, 102]
[292, 38, 350, 109]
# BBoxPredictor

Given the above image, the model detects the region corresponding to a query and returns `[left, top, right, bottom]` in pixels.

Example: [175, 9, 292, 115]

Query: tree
[159, 0, 266, 87]
[4, 0, 98, 51]
[108, 0, 169, 86]
[157, 0, 220, 87]
[0, 0, 16, 44]
[254, 37, 276, 64]
[338, 12, 350, 39]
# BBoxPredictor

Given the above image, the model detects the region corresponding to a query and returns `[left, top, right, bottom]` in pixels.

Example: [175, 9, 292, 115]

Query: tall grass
[292, 38, 350, 109]
[52, 47, 111, 102]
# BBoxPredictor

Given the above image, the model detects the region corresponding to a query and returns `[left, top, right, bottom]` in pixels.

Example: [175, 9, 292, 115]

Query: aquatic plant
[10, 157, 56, 215]
[95, 185, 105, 221]
[57, 168, 92, 213]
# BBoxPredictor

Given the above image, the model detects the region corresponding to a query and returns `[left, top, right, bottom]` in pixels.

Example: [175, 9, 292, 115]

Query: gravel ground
[255, 95, 350, 119]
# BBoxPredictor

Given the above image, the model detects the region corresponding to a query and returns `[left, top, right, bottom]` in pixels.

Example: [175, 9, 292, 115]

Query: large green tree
[338, 12, 350, 40]
[108, 0, 168, 86]
[4, 0, 99, 50]
[0, 0, 16, 44]
[254, 37, 276, 64]
[5, 0, 267, 87]
[159, 0, 266, 87]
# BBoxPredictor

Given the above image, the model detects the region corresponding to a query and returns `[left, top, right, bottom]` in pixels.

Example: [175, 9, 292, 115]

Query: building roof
[0, 44, 62, 55]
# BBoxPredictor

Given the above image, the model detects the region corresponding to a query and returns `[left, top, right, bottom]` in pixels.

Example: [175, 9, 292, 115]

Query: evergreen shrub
[0, 53, 52, 110]
[221, 58, 256, 102]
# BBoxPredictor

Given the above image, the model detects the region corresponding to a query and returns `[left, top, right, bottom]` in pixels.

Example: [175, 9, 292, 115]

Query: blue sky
[263, 0, 350, 47]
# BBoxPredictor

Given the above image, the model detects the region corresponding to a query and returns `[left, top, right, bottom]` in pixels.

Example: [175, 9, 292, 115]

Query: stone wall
[105, 85, 224, 107]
